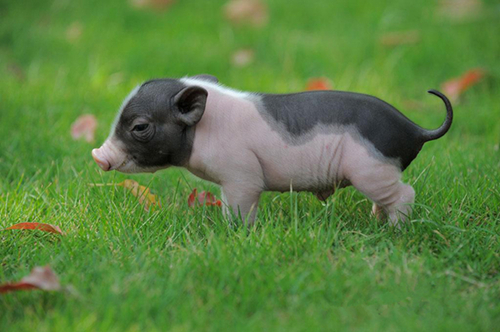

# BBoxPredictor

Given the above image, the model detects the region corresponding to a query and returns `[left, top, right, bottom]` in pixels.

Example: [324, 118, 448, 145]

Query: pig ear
[173, 86, 208, 126]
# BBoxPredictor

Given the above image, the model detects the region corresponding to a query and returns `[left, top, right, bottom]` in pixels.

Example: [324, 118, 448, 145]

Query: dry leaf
[71, 114, 98, 143]
[402, 99, 424, 112]
[6, 62, 25, 81]
[4, 222, 65, 235]
[108, 72, 125, 88]
[224, 0, 269, 27]
[130, 0, 176, 11]
[441, 68, 485, 102]
[188, 188, 222, 207]
[66, 21, 83, 42]
[380, 30, 420, 47]
[0, 266, 61, 294]
[231, 48, 255, 67]
[437, 0, 483, 21]
[305, 77, 333, 91]
[91, 180, 161, 211]
[118, 180, 162, 211]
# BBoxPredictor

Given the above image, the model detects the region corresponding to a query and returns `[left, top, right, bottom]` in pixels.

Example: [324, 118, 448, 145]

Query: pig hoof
[371, 203, 386, 220]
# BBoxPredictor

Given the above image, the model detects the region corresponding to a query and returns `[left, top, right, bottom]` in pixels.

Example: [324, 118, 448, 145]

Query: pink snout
[92, 148, 111, 171]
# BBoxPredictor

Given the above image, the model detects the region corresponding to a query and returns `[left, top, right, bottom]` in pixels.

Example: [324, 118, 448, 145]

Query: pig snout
[92, 140, 126, 171]
[92, 148, 111, 171]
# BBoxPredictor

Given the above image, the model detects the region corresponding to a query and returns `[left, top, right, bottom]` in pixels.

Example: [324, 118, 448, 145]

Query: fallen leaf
[91, 180, 161, 211]
[188, 188, 222, 207]
[4, 222, 65, 235]
[0, 266, 61, 294]
[6, 62, 25, 81]
[231, 48, 255, 67]
[71, 114, 98, 143]
[66, 21, 83, 42]
[224, 0, 268, 27]
[37, 15, 52, 28]
[118, 180, 162, 211]
[441, 68, 485, 102]
[108, 72, 125, 88]
[380, 30, 420, 47]
[305, 77, 333, 91]
[130, 0, 176, 11]
[437, 0, 483, 21]
[402, 99, 424, 112]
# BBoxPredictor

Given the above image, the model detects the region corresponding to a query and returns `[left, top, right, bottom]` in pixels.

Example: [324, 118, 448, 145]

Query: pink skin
[91, 149, 110, 171]
[91, 139, 130, 172]
[184, 83, 414, 226]
[93, 80, 414, 226]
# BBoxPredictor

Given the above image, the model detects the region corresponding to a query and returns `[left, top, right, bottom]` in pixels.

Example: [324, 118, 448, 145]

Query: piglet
[92, 74, 453, 226]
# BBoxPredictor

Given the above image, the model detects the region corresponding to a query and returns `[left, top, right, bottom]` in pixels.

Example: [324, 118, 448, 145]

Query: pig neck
[186, 86, 255, 182]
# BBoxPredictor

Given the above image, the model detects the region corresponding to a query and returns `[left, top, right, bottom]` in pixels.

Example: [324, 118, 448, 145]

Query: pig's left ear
[173, 86, 208, 126]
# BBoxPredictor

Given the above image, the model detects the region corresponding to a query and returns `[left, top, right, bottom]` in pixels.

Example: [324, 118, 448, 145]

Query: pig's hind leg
[349, 163, 415, 227]
[315, 189, 334, 201]
[314, 180, 350, 202]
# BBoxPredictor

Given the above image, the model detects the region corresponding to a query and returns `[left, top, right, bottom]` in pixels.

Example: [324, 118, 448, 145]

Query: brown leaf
[71, 114, 98, 143]
[130, 0, 176, 11]
[231, 48, 255, 67]
[305, 77, 333, 91]
[380, 30, 420, 47]
[118, 180, 162, 211]
[91, 180, 161, 211]
[0, 266, 61, 294]
[441, 68, 485, 102]
[66, 21, 83, 42]
[224, 0, 269, 27]
[437, 0, 483, 21]
[6, 62, 25, 81]
[4, 222, 65, 235]
[401, 100, 424, 112]
[188, 188, 222, 208]
[108, 72, 125, 88]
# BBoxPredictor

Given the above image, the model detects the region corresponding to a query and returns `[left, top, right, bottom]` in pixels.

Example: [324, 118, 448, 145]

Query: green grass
[1, 0, 500, 330]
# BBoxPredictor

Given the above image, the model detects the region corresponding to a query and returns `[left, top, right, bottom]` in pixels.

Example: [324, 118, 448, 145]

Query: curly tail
[419, 89, 453, 142]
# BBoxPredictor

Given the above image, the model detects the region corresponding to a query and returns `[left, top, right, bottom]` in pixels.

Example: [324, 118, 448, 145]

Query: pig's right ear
[173, 86, 208, 126]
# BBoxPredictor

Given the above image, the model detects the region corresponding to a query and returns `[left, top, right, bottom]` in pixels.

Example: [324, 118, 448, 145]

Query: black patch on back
[260, 91, 424, 170]
[114, 79, 197, 168]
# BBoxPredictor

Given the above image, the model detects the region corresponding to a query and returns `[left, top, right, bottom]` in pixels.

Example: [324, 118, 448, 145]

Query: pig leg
[386, 183, 415, 225]
[349, 164, 415, 227]
[372, 203, 386, 220]
[221, 183, 262, 226]
[315, 189, 334, 201]
[315, 180, 350, 202]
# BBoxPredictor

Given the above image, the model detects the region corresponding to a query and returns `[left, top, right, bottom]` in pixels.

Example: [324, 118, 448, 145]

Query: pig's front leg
[221, 183, 262, 226]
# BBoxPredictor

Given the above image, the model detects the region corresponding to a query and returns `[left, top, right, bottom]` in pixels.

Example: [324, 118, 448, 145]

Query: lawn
[1, 0, 499, 331]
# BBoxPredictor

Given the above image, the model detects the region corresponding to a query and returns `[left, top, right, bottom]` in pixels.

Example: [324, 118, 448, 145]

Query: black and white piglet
[92, 75, 453, 226]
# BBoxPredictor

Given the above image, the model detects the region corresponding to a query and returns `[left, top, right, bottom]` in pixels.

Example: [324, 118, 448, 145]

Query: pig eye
[133, 123, 149, 132]
[131, 122, 154, 142]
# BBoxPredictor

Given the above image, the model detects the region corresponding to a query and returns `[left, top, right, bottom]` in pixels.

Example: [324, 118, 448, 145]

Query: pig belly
[252, 133, 348, 192]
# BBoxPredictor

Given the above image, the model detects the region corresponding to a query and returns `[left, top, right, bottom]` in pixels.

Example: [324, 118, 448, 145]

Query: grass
[1, 0, 499, 330]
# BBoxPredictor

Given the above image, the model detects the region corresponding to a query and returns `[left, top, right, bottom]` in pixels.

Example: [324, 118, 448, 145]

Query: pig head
[92, 78, 209, 174]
